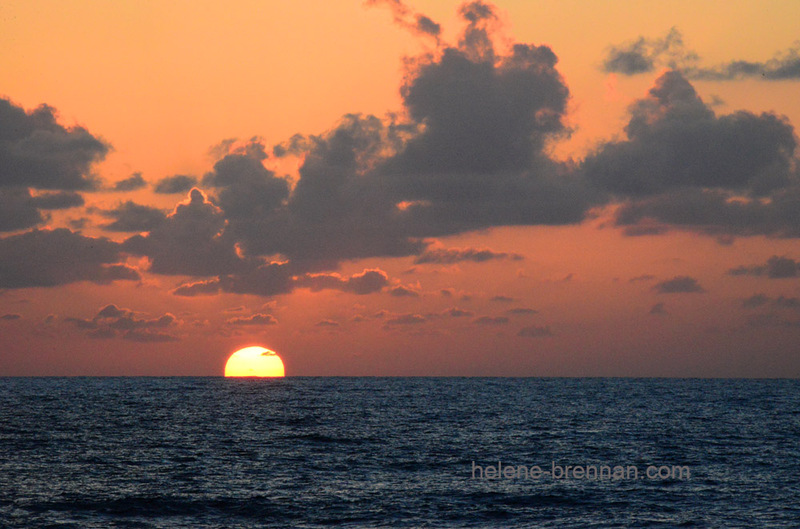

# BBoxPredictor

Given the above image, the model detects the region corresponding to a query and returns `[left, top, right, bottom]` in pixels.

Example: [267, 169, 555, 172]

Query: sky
[2, 0, 800, 376]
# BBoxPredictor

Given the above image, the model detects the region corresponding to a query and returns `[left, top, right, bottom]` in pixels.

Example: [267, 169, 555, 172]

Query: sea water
[1, 377, 799, 527]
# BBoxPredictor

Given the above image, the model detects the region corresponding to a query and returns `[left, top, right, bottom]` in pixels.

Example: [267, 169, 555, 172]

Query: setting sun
[224, 346, 285, 377]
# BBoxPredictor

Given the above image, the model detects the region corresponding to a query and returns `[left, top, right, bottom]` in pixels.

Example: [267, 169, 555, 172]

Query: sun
[224, 346, 285, 377]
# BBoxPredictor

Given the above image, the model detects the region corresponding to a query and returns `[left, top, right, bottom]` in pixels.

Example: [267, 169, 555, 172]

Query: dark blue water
[1, 378, 799, 527]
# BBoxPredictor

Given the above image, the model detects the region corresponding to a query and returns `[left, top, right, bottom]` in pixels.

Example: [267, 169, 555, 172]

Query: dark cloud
[1, 313, 21, 320]
[315, 319, 340, 327]
[654, 276, 705, 294]
[367, 0, 441, 40]
[112, 173, 147, 192]
[226, 313, 278, 325]
[0, 98, 108, 190]
[154, 175, 198, 194]
[603, 29, 800, 81]
[518, 325, 553, 337]
[389, 285, 420, 297]
[506, 307, 538, 315]
[473, 315, 509, 325]
[294, 269, 389, 295]
[385, 313, 427, 325]
[99, 201, 167, 232]
[66, 305, 178, 341]
[490, 295, 515, 303]
[414, 246, 523, 264]
[445, 307, 473, 317]
[742, 293, 770, 308]
[0, 229, 137, 288]
[29, 191, 84, 210]
[728, 256, 799, 279]
[602, 28, 696, 75]
[649, 302, 667, 315]
[629, 274, 656, 282]
[0, 189, 84, 232]
[585, 71, 797, 197]
[123, 189, 243, 277]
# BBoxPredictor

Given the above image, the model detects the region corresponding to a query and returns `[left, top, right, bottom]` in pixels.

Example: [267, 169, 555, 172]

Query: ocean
[1, 377, 799, 527]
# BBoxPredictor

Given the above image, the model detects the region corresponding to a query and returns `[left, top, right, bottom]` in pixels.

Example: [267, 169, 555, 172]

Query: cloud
[99, 201, 167, 232]
[226, 313, 278, 325]
[414, 246, 523, 264]
[66, 305, 179, 341]
[649, 302, 667, 315]
[584, 71, 797, 197]
[112, 173, 147, 192]
[315, 319, 340, 327]
[629, 274, 656, 282]
[0, 189, 84, 232]
[654, 276, 705, 294]
[473, 315, 509, 325]
[294, 269, 389, 295]
[490, 295, 515, 303]
[154, 175, 198, 194]
[742, 293, 770, 308]
[123, 189, 243, 277]
[445, 307, 473, 317]
[385, 313, 427, 325]
[1, 313, 21, 320]
[389, 285, 420, 297]
[518, 325, 553, 337]
[0, 98, 108, 191]
[728, 256, 799, 278]
[506, 307, 538, 315]
[367, 0, 441, 40]
[603, 28, 800, 80]
[602, 28, 697, 75]
[0, 229, 138, 288]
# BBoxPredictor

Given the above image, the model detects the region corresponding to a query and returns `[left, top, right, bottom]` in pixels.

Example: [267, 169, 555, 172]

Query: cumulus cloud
[0, 189, 84, 232]
[584, 71, 800, 238]
[728, 256, 799, 278]
[226, 313, 278, 325]
[66, 304, 179, 341]
[742, 293, 771, 308]
[367, 0, 441, 40]
[385, 313, 427, 325]
[414, 246, 523, 264]
[112, 173, 147, 192]
[445, 307, 473, 317]
[389, 285, 420, 297]
[654, 276, 705, 294]
[1, 313, 21, 320]
[0, 229, 139, 288]
[154, 175, 198, 194]
[99, 201, 166, 232]
[603, 28, 800, 80]
[294, 269, 389, 295]
[518, 325, 553, 337]
[0, 98, 108, 191]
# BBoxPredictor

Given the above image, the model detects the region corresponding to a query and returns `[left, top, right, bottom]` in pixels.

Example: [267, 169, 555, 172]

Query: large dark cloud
[728, 256, 800, 278]
[0, 189, 85, 232]
[0, 98, 108, 190]
[99, 201, 166, 232]
[112, 173, 146, 192]
[0, 229, 139, 288]
[584, 70, 800, 238]
[154, 174, 198, 194]
[584, 71, 796, 196]
[414, 246, 522, 264]
[603, 29, 800, 80]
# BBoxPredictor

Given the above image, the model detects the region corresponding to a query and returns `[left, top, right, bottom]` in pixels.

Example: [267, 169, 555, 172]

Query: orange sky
[2, 1, 800, 376]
